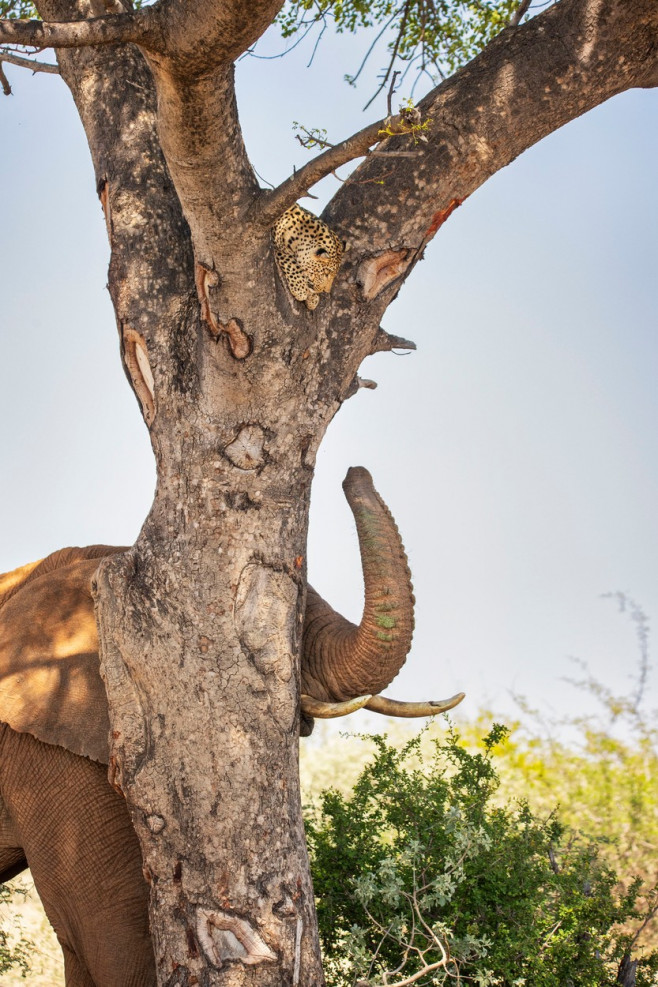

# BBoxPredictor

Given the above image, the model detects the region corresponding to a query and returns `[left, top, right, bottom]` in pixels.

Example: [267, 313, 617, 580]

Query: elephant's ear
[0, 546, 124, 765]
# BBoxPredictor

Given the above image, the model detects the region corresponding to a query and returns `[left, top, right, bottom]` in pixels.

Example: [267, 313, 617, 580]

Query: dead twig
[0, 61, 10, 95]
[387, 69, 401, 117]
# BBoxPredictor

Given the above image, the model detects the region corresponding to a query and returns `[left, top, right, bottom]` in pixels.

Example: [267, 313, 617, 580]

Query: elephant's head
[0, 469, 463, 761]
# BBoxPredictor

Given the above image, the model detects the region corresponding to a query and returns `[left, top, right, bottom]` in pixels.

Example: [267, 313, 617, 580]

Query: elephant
[0, 468, 463, 986]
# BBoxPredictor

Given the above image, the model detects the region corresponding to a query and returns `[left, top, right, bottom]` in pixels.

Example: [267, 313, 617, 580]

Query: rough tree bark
[1, 0, 656, 983]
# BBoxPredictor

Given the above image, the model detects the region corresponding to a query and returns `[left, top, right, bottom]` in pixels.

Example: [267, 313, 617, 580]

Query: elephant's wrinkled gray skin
[0, 468, 416, 987]
[0, 724, 155, 986]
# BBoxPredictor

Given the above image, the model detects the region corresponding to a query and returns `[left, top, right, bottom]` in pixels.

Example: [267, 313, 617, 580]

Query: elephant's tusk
[300, 694, 372, 718]
[365, 693, 466, 717]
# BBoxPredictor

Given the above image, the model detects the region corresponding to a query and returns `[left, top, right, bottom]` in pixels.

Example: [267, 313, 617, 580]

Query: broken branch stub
[370, 328, 417, 354]
[345, 375, 378, 399]
[223, 424, 267, 471]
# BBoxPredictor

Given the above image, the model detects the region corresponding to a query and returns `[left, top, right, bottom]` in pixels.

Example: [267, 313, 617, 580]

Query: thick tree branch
[142, 58, 261, 264]
[145, 0, 285, 74]
[322, 0, 658, 324]
[0, 47, 59, 73]
[13, 0, 262, 263]
[135, 1, 286, 248]
[256, 108, 427, 227]
[0, 0, 286, 70]
[34, 0, 199, 419]
[0, 9, 154, 50]
[293, 0, 658, 413]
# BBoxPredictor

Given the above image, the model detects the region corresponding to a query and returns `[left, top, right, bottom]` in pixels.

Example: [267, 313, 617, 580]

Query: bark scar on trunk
[97, 177, 112, 239]
[223, 424, 267, 471]
[423, 196, 464, 242]
[194, 261, 252, 359]
[358, 248, 410, 300]
[195, 908, 277, 968]
[122, 326, 156, 426]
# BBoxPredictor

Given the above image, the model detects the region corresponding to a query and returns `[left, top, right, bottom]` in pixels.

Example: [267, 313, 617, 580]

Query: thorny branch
[0, 47, 59, 76]
[356, 850, 484, 987]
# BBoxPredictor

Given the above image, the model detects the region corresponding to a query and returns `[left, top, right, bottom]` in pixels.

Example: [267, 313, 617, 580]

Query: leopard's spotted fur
[273, 204, 344, 310]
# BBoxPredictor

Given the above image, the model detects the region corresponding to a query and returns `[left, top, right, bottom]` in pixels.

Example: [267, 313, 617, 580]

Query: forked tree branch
[255, 107, 427, 226]
[0, 0, 286, 74]
[143, 0, 286, 73]
[0, 47, 59, 73]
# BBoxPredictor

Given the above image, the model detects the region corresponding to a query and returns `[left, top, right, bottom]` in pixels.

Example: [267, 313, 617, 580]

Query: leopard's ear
[0, 548, 121, 765]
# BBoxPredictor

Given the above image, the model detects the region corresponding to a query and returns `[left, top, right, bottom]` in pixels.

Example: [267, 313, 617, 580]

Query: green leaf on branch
[278, 0, 546, 92]
[293, 120, 333, 149]
[0, 1, 38, 19]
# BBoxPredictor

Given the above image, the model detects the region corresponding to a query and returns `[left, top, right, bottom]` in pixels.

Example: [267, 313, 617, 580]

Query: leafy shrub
[0, 882, 31, 978]
[307, 726, 658, 986]
[466, 596, 658, 948]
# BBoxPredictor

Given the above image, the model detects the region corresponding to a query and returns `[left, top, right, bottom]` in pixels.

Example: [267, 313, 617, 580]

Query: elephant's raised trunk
[301, 467, 415, 703]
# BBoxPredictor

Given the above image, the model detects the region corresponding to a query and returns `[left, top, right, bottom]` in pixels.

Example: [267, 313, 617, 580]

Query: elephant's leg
[0, 724, 156, 987]
[61, 943, 95, 987]
[0, 796, 27, 883]
[0, 845, 27, 884]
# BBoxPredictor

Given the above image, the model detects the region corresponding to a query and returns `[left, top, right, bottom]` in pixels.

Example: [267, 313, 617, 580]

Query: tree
[0, 0, 656, 984]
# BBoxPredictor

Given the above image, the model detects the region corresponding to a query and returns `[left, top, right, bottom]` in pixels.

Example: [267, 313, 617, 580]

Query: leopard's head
[273, 204, 344, 310]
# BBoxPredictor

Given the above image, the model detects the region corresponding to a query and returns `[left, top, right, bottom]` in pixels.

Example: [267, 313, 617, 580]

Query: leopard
[273, 203, 344, 310]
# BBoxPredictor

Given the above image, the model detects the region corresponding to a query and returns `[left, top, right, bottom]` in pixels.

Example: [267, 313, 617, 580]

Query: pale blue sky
[1, 21, 656, 729]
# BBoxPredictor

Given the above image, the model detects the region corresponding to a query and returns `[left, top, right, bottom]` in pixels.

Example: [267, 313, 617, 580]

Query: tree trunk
[94, 457, 325, 985]
[37, 8, 335, 981]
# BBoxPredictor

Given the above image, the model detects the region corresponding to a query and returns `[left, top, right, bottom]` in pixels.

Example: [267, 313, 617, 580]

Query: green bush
[307, 726, 658, 987]
[0, 882, 31, 978]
